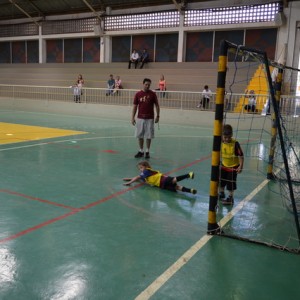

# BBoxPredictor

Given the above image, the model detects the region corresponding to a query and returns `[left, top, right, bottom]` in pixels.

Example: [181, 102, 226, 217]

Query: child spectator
[244, 90, 257, 113]
[155, 74, 167, 98]
[77, 74, 84, 88]
[219, 124, 244, 205]
[123, 160, 197, 194]
[106, 74, 115, 96]
[113, 75, 123, 95]
[71, 83, 81, 103]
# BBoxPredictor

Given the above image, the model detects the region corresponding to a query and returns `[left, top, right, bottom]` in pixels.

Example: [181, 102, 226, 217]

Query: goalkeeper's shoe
[189, 172, 194, 179]
[222, 196, 234, 205]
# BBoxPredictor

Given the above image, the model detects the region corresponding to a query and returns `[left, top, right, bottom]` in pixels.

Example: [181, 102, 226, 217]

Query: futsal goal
[207, 40, 300, 254]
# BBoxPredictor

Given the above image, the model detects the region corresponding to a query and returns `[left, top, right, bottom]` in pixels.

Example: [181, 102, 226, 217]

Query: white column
[38, 26, 45, 63]
[177, 13, 185, 62]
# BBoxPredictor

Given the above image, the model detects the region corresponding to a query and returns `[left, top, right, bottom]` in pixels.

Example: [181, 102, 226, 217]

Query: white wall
[278, 2, 300, 67]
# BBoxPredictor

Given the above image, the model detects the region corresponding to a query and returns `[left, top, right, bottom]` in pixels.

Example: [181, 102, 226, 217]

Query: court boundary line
[0, 189, 77, 210]
[0, 134, 212, 154]
[135, 177, 270, 300]
[0, 156, 210, 244]
[0, 184, 141, 244]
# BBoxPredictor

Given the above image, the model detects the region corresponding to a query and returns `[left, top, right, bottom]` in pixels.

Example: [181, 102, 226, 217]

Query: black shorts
[160, 176, 177, 192]
[220, 167, 238, 191]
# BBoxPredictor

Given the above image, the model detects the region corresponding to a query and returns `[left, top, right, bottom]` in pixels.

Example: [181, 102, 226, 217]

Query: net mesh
[215, 41, 300, 253]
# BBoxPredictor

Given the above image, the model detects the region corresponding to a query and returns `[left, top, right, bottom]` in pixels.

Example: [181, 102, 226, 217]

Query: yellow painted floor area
[0, 122, 87, 144]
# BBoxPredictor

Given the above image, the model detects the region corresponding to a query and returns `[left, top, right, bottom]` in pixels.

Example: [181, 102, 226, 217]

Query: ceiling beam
[172, 0, 184, 15]
[82, 0, 103, 21]
[26, 0, 44, 17]
[9, 0, 40, 26]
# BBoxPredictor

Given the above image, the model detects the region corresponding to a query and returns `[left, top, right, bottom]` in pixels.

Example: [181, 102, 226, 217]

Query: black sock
[182, 186, 191, 193]
[176, 174, 189, 182]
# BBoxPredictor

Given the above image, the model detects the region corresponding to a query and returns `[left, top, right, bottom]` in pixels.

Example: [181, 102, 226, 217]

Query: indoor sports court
[1, 0, 300, 299]
[0, 108, 299, 299]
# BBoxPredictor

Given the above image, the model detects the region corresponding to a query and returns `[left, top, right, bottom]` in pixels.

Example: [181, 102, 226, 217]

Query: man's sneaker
[145, 152, 150, 159]
[189, 172, 194, 179]
[219, 192, 225, 200]
[134, 151, 144, 158]
[222, 196, 234, 205]
[191, 189, 197, 194]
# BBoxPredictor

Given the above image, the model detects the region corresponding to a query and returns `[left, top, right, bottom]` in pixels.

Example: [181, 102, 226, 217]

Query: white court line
[135, 177, 270, 300]
[0, 135, 134, 152]
[0, 109, 211, 129]
[0, 135, 209, 152]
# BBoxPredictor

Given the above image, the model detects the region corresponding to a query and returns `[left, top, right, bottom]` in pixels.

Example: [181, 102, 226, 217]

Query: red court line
[79, 183, 144, 210]
[0, 184, 142, 244]
[165, 155, 211, 175]
[0, 189, 77, 210]
[0, 210, 79, 244]
[0, 156, 211, 244]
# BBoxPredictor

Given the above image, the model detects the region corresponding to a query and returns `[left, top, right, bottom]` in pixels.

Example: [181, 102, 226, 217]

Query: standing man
[132, 78, 160, 159]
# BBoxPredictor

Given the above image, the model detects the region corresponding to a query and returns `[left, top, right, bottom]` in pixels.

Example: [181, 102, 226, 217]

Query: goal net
[207, 40, 300, 253]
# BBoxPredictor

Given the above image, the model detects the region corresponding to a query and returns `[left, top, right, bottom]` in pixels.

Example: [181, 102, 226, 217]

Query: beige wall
[0, 97, 268, 130]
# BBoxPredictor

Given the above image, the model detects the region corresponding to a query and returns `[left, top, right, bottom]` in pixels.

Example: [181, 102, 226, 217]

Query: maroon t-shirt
[133, 90, 158, 119]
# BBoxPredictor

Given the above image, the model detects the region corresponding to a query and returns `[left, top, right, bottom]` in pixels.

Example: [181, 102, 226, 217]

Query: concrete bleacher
[0, 62, 255, 93]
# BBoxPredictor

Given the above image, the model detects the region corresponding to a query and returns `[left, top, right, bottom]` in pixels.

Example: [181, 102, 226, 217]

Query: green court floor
[0, 109, 299, 300]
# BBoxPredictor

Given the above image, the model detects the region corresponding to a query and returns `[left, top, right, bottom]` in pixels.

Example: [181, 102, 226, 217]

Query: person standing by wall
[76, 74, 84, 101]
[77, 74, 84, 88]
[155, 74, 167, 98]
[131, 78, 160, 159]
[71, 83, 81, 103]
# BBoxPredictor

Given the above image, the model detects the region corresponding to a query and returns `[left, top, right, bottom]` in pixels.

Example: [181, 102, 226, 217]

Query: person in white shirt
[244, 90, 257, 113]
[197, 85, 212, 109]
[128, 49, 139, 69]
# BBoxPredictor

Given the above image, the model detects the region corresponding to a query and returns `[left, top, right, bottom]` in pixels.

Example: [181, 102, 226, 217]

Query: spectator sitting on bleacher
[139, 49, 150, 69]
[128, 49, 139, 69]
[244, 89, 257, 113]
[106, 74, 115, 96]
[113, 75, 123, 95]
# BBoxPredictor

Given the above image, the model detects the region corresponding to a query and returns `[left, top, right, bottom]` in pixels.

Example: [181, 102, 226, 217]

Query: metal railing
[0, 84, 299, 116]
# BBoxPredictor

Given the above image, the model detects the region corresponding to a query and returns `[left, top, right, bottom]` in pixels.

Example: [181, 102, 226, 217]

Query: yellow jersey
[221, 138, 243, 168]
